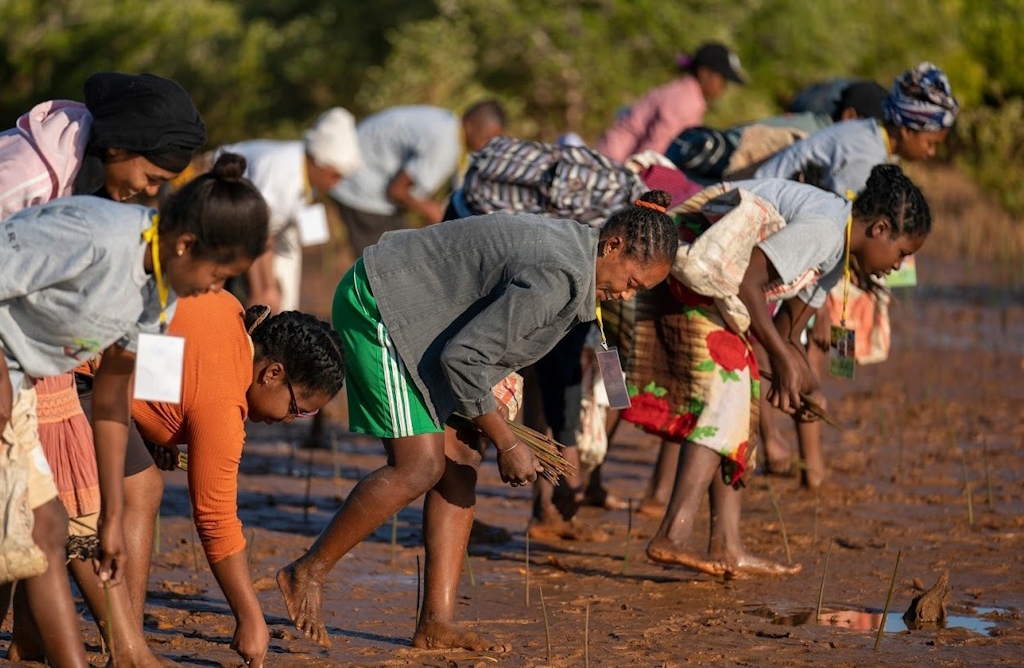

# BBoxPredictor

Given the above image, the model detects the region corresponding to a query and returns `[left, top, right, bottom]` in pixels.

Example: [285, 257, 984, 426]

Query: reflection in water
[752, 605, 1001, 635]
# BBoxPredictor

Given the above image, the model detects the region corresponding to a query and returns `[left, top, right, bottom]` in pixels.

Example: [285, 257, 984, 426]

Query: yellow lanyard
[595, 304, 609, 350]
[880, 123, 893, 161]
[141, 216, 169, 332]
[302, 160, 314, 204]
[840, 215, 853, 327]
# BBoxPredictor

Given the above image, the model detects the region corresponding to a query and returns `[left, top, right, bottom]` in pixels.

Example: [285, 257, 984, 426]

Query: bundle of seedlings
[449, 413, 576, 485]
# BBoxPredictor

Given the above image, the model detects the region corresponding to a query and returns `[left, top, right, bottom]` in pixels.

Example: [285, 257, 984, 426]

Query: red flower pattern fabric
[706, 330, 749, 372]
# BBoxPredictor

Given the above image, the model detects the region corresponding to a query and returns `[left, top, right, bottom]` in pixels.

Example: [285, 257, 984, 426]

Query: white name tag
[595, 347, 632, 409]
[134, 333, 185, 403]
[297, 203, 330, 247]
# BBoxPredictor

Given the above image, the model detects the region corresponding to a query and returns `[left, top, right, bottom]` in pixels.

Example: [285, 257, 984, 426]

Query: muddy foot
[469, 518, 512, 544]
[646, 537, 728, 576]
[723, 553, 803, 579]
[277, 563, 331, 647]
[412, 620, 494, 651]
[637, 497, 667, 517]
[579, 488, 629, 511]
[528, 518, 609, 542]
[104, 654, 178, 668]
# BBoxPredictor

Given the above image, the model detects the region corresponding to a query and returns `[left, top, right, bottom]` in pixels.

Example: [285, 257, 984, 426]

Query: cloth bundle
[671, 186, 818, 333]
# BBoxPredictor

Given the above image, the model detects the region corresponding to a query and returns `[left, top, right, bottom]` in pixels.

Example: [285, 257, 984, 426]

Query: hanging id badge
[135, 219, 185, 403]
[594, 305, 631, 409]
[134, 332, 185, 403]
[596, 347, 631, 409]
[828, 325, 856, 379]
[830, 216, 856, 380]
[297, 202, 330, 247]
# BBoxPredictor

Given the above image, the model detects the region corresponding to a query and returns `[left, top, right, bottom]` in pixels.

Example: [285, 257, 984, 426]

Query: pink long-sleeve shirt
[597, 76, 707, 162]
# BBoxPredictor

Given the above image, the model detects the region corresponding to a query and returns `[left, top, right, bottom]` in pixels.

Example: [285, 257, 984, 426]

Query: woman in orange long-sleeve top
[130, 293, 345, 668]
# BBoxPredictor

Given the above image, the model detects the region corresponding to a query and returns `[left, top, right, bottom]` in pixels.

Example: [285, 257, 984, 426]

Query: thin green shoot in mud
[584, 601, 591, 668]
[961, 450, 974, 526]
[464, 550, 475, 587]
[983, 437, 994, 509]
[540, 586, 552, 661]
[813, 490, 819, 544]
[525, 531, 531, 606]
[816, 538, 832, 621]
[390, 513, 398, 565]
[766, 480, 792, 565]
[897, 430, 905, 477]
[621, 498, 633, 575]
[874, 549, 903, 651]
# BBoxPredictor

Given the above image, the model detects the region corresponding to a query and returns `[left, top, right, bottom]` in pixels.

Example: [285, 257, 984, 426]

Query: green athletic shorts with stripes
[332, 259, 444, 438]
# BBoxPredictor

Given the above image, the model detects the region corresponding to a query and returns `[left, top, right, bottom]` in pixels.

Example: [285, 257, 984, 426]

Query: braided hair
[852, 164, 931, 238]
[599, 190, 678, 266]
[243, 306, 346, 396]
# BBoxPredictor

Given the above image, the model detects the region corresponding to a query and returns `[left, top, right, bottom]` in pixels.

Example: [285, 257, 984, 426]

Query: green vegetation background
[2, 0, 1021, 212]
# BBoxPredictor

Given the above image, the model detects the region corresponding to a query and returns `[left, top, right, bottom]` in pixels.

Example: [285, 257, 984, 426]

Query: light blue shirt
[731, 179, 852, 308]
[333, 106, 461, 216]
[754, 118, 890, 199]
[0, 197, 175, 391]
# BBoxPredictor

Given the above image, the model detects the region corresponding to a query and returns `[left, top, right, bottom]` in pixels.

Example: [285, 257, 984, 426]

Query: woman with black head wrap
[0, 71, 207, 214]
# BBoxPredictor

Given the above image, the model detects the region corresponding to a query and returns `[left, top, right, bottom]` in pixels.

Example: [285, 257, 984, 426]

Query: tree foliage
[0, 0, 1020, 211]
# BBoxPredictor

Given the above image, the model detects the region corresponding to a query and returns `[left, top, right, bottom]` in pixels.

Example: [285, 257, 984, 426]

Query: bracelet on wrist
[496, 440, 520, 454]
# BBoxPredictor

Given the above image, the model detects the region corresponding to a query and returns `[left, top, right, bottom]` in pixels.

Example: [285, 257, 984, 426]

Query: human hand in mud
[94, 514, 126, 583]
[231, 614, 269, 668]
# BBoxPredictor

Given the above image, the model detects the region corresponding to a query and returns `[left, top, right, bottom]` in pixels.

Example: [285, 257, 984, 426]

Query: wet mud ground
[3, 253, 1024, 667]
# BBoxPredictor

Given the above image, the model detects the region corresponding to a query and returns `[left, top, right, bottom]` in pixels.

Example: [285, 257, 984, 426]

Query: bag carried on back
[461, 136, 647, 227]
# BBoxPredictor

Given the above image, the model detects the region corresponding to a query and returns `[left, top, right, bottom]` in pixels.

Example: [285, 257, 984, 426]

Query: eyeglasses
[285, 376, 319, 419]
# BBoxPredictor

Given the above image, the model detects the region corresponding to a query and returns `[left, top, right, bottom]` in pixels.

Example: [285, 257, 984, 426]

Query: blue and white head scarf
[883, 62, 959, 132]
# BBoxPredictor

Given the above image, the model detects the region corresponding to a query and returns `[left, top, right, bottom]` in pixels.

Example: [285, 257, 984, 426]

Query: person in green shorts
[277, 190, 678, 651]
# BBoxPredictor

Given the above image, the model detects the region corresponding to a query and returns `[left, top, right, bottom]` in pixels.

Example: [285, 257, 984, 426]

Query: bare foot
[579, 488, 629, 511]
[763, 433, 795, 476]
[277, 563, 331, 647]
[412, 620, 493, 651]
[469, 518, 512, 544]
[646, 537, 728, 576]
[6, 640, 43, 662]
[104, 654, 178, 668]
[528, 518, 609, 542]
[637, 497, 666, 517]
[723, 553, 803, 579]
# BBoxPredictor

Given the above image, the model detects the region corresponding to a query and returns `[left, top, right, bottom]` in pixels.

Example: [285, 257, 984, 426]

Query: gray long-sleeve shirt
[363, 212, 599, 423]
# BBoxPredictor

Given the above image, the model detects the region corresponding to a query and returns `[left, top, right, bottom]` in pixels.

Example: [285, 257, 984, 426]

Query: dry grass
[909, 164, 1024, 275]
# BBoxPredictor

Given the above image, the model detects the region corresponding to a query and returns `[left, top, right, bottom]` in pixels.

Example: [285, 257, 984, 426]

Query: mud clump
[903, 571, 951, 629]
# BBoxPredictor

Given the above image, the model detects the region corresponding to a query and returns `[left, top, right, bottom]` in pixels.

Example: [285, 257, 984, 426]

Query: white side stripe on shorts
[377, 323, 413, 437]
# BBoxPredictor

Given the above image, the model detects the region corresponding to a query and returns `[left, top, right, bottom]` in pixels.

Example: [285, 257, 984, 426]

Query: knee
[31, 500, 69, 556]
[398, 454, 446, 493]
[126, 465, 164, 511]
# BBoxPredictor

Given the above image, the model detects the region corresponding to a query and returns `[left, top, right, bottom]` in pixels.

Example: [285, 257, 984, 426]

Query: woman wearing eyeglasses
[127, 293, 345, 668]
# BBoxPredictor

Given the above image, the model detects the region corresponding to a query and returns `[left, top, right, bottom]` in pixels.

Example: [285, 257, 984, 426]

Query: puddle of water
[749, 605, 1006, 635]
